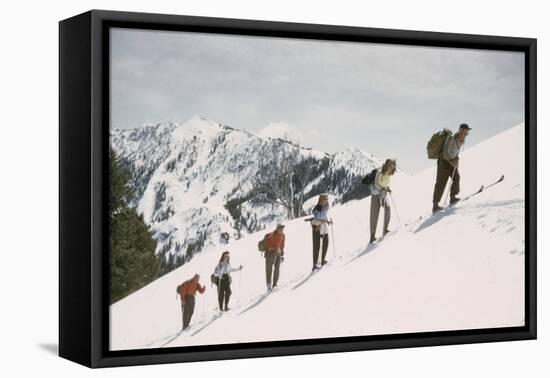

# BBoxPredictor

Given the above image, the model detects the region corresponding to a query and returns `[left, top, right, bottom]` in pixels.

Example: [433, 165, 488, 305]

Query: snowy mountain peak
[331, 147, 380, 176]
[111, 117, 381, 273]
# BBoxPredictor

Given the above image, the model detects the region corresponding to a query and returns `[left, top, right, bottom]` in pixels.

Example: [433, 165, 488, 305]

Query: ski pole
[278, 250, 282, 283]
[443, 142, 465, 207]
[202, 290, 206, 321]
[443, 165, 457, 207]
[389, 193, 402, 228]
[237, 268, 242, 306]
[330, 219, 336, 258]
[216, 269, 222, 312]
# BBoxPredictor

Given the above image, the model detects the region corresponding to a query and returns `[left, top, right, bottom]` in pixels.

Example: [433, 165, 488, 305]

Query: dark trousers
[181, 295, 195, 329]
[217, 274, 232, 310]
[433, 158, 460, 205]
[312, 229, 329, 266]
[370, 194, 391, 235]
[265, 251, 281, 287]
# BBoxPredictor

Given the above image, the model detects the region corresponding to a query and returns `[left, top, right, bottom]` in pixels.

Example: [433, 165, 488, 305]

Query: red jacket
[264, 231, 285, 254]
[178, 279, 205, 302]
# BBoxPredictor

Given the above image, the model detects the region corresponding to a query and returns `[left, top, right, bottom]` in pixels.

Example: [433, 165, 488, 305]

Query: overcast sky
[110, 28, 524, 173]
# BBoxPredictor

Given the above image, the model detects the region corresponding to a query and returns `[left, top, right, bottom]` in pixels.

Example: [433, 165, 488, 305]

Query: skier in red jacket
[263, 224, 286, 291]
[177, 274, 206, 330]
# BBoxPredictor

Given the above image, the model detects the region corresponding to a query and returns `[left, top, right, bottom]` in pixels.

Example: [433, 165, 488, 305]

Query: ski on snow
[460, 174, 505, 201]
[430, 175, 505, 215]
[445, 174, 505, 208]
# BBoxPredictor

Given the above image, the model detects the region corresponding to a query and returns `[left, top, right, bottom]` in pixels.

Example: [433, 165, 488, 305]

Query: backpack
[427, 128, 452, 159]
[361, 168, 378, 186]
[258, 233, 270, 253]
[211, 263, 222, 286]
[257, 239, 266, 252]
[176, 282, 186, 299]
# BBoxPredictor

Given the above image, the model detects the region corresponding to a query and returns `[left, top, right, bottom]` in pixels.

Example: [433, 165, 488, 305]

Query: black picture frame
[59, 9, 537, 368]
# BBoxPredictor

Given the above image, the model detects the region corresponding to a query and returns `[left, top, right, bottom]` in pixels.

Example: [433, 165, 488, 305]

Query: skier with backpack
[428, 123, 471, 213]
[260, 224, 286, 291]
[368, 159, 396, 243]
[176, 274, 206, 330]
[212, 251, 243, 312]
[310, 193, 333, 271]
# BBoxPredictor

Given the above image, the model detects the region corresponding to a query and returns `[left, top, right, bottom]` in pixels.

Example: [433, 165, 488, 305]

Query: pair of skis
[413, 174, 505, 223]
[449, 174, 505, 206]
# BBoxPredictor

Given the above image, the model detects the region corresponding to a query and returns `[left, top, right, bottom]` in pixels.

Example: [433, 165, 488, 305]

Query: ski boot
[432, 204, 444, 213]
[450, 196, 461, 205]
[369, 233, 377, 244]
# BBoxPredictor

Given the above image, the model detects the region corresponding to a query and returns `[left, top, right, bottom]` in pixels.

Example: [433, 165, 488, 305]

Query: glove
[239, 265, 243, 270]
[281, 256, 285, 263]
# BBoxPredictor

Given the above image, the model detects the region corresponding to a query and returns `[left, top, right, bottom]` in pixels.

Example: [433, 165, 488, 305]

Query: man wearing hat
[432, 123, 472, 212]
[263, 223, 286, 290]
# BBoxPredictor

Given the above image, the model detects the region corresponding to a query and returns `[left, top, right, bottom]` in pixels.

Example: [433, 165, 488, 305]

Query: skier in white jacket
[311, 193, 333, 271]
[213, 251, 242, 311]
[370, 159, 396, 243]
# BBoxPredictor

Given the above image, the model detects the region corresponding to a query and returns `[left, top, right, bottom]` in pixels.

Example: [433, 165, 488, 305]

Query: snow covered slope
[111, 117, 380, 272]
[110, 124, 525, 351]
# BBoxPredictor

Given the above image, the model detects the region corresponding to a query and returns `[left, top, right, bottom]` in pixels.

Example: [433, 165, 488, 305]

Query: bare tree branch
[251, 139, 323, 219]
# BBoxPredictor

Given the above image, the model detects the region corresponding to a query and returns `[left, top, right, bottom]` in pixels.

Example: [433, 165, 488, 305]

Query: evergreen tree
[110, 148, 160, 304]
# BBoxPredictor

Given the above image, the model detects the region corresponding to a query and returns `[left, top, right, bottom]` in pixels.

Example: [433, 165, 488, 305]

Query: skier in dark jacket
[176, 274, 206, 330]
[432, 123, 471, 212]
[213, 251, 243, 312]
[311, 193, 332, 270]
[370, 159, 396, 243]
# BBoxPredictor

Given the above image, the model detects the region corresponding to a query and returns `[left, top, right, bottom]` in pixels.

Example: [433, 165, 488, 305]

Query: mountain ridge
[111, 116, 381, 274]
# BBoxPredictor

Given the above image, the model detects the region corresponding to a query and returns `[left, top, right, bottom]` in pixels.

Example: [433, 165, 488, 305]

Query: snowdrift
[110, 124, 525, 350]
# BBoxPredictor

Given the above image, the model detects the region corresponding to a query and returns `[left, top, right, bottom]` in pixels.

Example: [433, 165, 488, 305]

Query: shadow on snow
[344, 243, 378, 265]
[190, 313, 224, 337]
[291, 271, 318, 291]
[159, 330, 185, 348]
[291, 260, 337, 291]
[413, 207, 457, 234]
[237, 293, 271, 316]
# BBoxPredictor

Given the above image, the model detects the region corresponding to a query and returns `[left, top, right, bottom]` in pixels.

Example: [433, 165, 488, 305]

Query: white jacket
[214, 261, 240, 277]
[311, 205, 330, 235]
[443, 134, 463, 161]
[371, 170, 391, 196]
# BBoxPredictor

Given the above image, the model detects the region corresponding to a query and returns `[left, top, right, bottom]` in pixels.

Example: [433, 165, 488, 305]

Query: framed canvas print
[59, 10, 537, 368]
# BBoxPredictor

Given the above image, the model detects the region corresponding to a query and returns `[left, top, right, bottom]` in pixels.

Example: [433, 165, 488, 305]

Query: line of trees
[110, 148, 160, 304]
